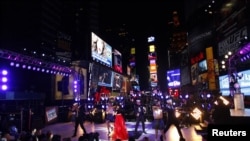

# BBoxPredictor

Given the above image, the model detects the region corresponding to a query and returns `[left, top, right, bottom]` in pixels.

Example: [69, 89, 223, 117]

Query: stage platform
[42, 121, 206, 141]
[230, 108, 250, 124]
[230, 108, 250, 117]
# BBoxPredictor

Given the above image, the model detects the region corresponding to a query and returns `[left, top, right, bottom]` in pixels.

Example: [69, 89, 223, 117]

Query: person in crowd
[152, 100, 165, 141]
[111, 105, 128, 140]
[134, 99, 147, 134]
[71, 103, 87, 137]
[105, 101, 115, 137]
[211, 97, 231, 124]
[164, 102, 185, 141]
[1, 131, 15, 141]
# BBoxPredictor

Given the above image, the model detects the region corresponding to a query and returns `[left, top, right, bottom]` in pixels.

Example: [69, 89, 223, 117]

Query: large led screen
[91, 32, 112, 67]
[219, 69, 250, 96]
[113, 49, 122, 73]
[198, 60, 208, 72]
[55, 66, 87, 100]
[112, 72, 123, 91]
[167, 69, 181, 88]
[90, 63, 113, 88]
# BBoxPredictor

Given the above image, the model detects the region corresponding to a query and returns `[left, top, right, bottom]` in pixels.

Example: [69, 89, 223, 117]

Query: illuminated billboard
[113, 49, 122, 73]
[167, 69, 181, 88]
[198, 59, 208, 73]
[112, 72, 123, 91]
[219, 69, 250, 96]
[55, 66, 87, 100]
[91, 32, 112, 67]
[90, 63, 113, 88]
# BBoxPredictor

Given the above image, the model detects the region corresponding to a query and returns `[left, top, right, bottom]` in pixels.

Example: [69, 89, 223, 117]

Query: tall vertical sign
[206, 47, 217, 90]
[148, 36, 158, 88]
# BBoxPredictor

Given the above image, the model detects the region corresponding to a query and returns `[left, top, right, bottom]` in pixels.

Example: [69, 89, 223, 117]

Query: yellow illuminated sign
[149, 45, 155, 52]
[131, 48, 135, 54]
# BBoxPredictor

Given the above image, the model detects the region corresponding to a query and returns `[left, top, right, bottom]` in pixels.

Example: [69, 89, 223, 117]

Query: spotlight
[101, 105, 105, 109]
[10, 62, 15, 66]
[191, 107, 202, 120]
[165, 95, 170, 99]
[2, 70, 8, 75]
[175, 109, 181, 118]
[1, 75, 7, 81]
[22, 64, 26, 69]
[1, 85, 8, 91]
[206, 93, 211, 98]
[219, 96, 229, 105]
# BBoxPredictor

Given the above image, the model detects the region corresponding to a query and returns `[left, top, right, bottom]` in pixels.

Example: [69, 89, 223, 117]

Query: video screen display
[91, 63, 113, 88]
[112, 72, 123, 91]
[113, 49, 122, 73]
[91, 32, 112, 67]
[55, 66, 87, 100]
[45, 106, 58, 124]
[148, 52, 157, 60]
[198, 60, 208, 72]
[219, 69, 250, 96]
[167, 69, 181, 88]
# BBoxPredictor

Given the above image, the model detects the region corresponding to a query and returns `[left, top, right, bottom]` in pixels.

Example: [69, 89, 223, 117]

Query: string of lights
[0, 49, 73, 76]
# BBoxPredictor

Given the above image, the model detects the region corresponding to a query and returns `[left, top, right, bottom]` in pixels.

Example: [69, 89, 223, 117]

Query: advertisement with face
[91, 32, 112, 67]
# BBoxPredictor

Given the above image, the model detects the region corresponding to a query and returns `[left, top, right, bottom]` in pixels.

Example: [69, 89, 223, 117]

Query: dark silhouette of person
[212, 97, 231, 124]
[134, 100, 147, 134]
[71, 103, 87, 137]
[229, 73, 237, 97]
[163, 104, 185, 141]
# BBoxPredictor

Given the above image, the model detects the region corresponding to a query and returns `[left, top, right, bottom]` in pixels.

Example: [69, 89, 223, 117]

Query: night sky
[0, 0, 186, 92]
[99, 0, 185, 90]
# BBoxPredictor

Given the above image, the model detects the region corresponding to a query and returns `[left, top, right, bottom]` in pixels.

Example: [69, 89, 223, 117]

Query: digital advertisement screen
[150, 73, 158, 83]
[148, 52, 157, 60]
[91, 63, 113, 88]
[167, 69, 181, 88]
[113, 49, 122, 73]
[55, 66, 87, 100]
[198, 59, 208, 72]
[112, 72, 123, 91]
[91, 32, 112, 67]
[219, 69, 250, 96]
